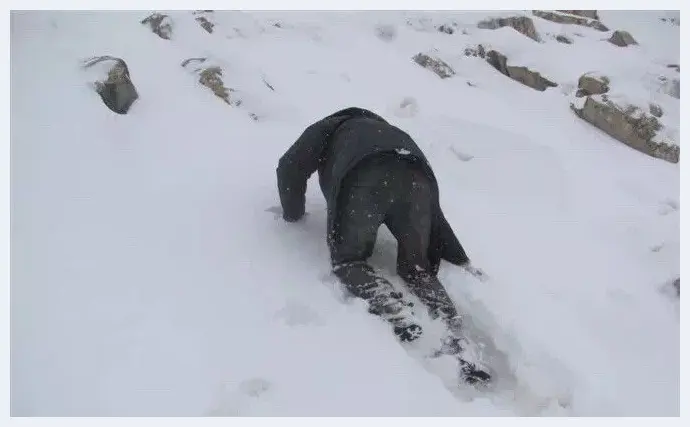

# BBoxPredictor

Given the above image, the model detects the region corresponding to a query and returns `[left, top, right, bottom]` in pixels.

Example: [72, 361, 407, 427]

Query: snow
[10, 9, 679, 416]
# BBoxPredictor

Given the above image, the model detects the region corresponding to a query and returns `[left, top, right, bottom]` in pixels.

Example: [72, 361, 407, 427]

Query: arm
[276, 118, 341, 222]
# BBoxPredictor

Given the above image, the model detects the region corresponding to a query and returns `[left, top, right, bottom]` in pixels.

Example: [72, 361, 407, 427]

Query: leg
[385, 168, 459, 322]
[330, 163, 421, 341]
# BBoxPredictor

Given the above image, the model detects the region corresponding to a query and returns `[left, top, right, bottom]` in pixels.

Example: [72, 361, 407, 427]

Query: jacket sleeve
[429, 212, 470, 275]
[276, 117, 340, 221]
[438, 213, 470, 266]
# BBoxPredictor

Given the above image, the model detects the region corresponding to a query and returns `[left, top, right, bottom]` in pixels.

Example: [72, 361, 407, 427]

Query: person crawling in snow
[276, 107, 490, 384]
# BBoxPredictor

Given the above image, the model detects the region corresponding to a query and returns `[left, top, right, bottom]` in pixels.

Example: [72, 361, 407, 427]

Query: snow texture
[10, 10, 679, 416]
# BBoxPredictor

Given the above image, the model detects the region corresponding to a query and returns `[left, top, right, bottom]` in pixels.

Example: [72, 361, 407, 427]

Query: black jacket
[276, 107, 469, 273]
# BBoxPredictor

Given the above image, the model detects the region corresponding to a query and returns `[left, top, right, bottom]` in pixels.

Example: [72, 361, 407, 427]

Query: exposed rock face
[532, 10, 609, 32]
[83, 56, 139, 114]
[571, 97, 679, 163]
[181, 58, 239, 106]
[141, 13, 173, 40]
[576, 74, 610, 97]
[412, 53, 455, 79]
[486, 50, 558, 91]
[558, 10, 600, 20]
[608, 30, 638, 47]
[667, 64, 679, 72]
[673, 278, 680, 296]
[477, 16, 540, 42]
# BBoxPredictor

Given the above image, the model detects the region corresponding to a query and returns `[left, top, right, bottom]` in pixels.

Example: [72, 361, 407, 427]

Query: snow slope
[10, 10, 680, 416]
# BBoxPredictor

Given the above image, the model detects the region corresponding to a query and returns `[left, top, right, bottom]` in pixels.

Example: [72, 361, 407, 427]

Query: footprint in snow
[205, 377, 272, 416]
[274, 301, 324, 327]
[239, 377, 272, 398]
[658, 199, 679, 215]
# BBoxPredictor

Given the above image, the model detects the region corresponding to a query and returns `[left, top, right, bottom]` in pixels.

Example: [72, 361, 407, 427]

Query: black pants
[330, 154, 458, 321]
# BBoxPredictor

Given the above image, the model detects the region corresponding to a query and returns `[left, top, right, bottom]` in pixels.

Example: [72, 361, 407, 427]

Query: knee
[397, 264, 433, 284]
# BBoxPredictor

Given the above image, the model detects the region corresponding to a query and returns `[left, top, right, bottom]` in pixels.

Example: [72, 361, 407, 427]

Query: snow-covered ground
[10, 10, 680, 416]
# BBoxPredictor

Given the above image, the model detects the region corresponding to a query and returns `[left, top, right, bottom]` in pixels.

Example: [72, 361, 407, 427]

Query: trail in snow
[11, 10, 679, 416]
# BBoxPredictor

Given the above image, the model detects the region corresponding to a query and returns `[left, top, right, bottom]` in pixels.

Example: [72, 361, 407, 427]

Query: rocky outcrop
[532, 10, 609, 32]
[181, 58, 239, 106]
[141, 13, 173, 40]
[667, 64, 680, 72]
[576, 74, 610, 97]
[412, 53, 455, 79]
[608, 30, 637, 47]
[486, 50, 558, 91]
[83, 56, 139, 114]
[558, 10, 600, 20]
[674, 278, 680, 296]
[571, 97, 679, 163]
[477, 16, 540, 42]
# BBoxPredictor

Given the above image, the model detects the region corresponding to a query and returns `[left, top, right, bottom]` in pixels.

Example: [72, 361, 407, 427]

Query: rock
[141, 12, 173, 40]
[412, 53, 455, 79]
[532, 10, 609, 32]
[262, 77, 275, 91]
[649, 103, 664, 118]
[485, 50, 558, 91]
[477, 16, 540, 42]
[558, 10, 600, 20]
[196, 16, 214, 33]
[556, 34, 573, 44]
[660, 16, 680, 26]
[673, 278, 680, 296]
[438, 24, 454, 34]
[181, 58, 239, 106]
[83, 56, 139, 114]
[376, 24, 397, 42]
[576, 74, 610, 97]
[463, 44, 486, 58]
[571, 97, 679, 163]
[608, 30, 638, 47]
[667, 64, 680, 72]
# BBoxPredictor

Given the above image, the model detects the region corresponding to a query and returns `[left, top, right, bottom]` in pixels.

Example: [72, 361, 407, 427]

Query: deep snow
[10, 10, 679, 416]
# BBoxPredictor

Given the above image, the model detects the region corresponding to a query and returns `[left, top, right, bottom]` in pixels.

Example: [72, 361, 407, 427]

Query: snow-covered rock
[608, 30, 638, 47]
[571, 95, 679, 163]
[141, 12, 173, 40]
[532, 10, 609, 32]
[486, 50, 558, 91]
[82, 55, 139, 114]
[412, 53, 455, 79]
[477, 15, 540, 42]
[576, 73, 610, 97]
